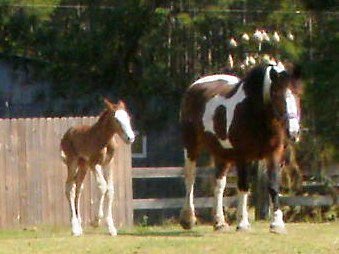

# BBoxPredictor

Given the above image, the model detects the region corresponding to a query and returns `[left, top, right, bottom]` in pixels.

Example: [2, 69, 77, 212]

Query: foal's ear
[103, 98, 115, 111]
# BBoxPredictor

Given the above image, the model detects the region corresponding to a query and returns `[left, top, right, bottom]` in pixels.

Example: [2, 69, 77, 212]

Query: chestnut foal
[60, 99, 135, 236]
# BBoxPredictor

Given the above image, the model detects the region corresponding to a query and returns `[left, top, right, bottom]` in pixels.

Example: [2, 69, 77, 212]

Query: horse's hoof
[108, 227, 118, 237]
[179, 218, 196, 230]
[270, 225, 287, 234]
[236, 225, 251, 232]
[179, 210, 197, 230]
[214, 223, 231, 232]
[91, 219, 101, 228]
[72, 229, 83, 237]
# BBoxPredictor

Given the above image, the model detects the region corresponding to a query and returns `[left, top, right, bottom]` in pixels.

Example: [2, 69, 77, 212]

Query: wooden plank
[133, 196, 238, 210]
[132, 167, 237, 179]
[0, 119, 8, 227]
[280, 195, 338, 206]
[17, 119, 28, 226]
[6, 119, 21, 227]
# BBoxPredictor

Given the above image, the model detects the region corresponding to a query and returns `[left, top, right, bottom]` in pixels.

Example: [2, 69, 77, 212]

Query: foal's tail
[60, 149, 67, 164]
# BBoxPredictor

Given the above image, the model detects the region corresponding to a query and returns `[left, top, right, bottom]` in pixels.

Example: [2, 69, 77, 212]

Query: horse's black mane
[242, 64, 268, 100]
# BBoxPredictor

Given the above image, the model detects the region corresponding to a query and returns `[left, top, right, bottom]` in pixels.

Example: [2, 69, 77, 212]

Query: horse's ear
[103, 98, 115, 111]
[117, 100, 126, 109]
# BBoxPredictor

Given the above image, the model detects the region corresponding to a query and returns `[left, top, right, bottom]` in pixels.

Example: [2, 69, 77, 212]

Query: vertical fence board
[17, 119, 28, 225]
[0, 117, 133, 229]
[0, 120, 7, 227]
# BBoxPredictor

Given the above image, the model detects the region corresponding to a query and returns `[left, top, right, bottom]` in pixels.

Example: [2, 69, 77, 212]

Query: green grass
[0, 222, 338, 254]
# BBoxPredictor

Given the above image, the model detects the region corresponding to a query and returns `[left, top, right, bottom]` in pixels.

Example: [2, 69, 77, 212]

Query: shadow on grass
[118, 228, 206, 238]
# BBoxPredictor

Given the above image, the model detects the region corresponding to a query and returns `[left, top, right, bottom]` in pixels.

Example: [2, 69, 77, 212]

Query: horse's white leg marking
[270, 209, 286, 231]
[65, 162, 82, 236]
[180, 149, 197, 229]
[106, 167, 117, 236]
[74, 167, 87, 236]
[93, 164, 108, 226]
[214, 176, 227, 228]
[236, 191, 251, 230]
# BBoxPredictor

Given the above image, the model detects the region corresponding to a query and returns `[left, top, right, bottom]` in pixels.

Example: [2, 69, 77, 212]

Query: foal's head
[262, 62, 302, 142]
[103, 98, 135, 144]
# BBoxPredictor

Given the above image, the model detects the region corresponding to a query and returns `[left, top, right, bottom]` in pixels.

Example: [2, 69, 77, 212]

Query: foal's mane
[97, 109, 111, 124]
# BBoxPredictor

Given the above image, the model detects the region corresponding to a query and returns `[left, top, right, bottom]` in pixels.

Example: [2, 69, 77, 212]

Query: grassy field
[0, 222, 338, 254]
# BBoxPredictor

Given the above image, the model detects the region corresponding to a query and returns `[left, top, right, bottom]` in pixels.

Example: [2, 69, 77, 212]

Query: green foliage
[0, 0, 337, 162]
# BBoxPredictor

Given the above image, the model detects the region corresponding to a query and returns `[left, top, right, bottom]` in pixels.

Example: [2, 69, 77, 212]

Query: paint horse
[60, 99, 135, 236]
[179, 63, 301, 233]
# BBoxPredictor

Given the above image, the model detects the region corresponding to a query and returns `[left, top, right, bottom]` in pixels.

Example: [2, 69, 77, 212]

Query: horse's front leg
[236, 162, 251, 231]
[179, 150, 197, 230]
[105, 162, 117, 236]
[267, 145, 287, 234]
[213, 160, 230, 231]
[92, 164, 108, 227]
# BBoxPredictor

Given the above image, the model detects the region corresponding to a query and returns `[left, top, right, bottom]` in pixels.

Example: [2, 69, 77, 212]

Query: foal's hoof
[91, 218, 101, 228]
[270, 225, 287, 234]
[214, 223, 231, 232]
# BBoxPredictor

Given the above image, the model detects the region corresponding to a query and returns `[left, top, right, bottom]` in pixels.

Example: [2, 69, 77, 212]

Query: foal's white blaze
[202, 83, 246, 148]
[115, 109, 135, 143]
[192, 74, 240, 86]
[285, 89, 300, 140]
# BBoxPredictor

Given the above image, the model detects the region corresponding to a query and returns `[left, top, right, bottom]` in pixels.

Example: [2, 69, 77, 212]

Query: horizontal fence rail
[132, 167, 339, 212]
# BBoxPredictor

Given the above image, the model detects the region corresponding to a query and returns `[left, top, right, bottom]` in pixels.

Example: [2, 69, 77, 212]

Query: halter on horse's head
[261, 62, 302, 142]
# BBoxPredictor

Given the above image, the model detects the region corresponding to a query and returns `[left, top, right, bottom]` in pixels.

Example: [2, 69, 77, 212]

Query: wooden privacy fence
[0, 117, 133, 229]
[132, 167, 339, 217]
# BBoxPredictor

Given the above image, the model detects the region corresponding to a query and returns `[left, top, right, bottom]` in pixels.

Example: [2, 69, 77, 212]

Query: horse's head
[263, 62, 302, 142]
[103, 98, 135, 144]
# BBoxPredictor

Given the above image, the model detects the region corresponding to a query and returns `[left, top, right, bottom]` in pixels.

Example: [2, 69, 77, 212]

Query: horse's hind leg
[179, 148, 198, 230]
[74, 163, 88, 235]
[213, 160, 230, 231]
[236, 162, 251, 231]
[65, 160, 82, 236]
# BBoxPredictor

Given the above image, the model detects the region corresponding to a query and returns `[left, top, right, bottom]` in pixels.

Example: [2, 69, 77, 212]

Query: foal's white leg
[65, 163, 82, 236]
[74, 167, 87, 235]
[92, 164, 108, 227]
[106, 166, 117, 236]
[179, 153, 197, 230]
[236, 191, 251, 231]
[214, 176, 228, 231]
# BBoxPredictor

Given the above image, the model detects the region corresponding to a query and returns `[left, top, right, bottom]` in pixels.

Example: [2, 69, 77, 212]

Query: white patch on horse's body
[285, 89, 300, 138]
[263, 63, 286, 103]
[115, 109, 135, 142]
[202, 83, 246, 148]
[192, 74, 240, 86]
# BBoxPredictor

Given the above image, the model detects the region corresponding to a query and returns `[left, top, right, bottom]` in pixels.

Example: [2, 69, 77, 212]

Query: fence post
[253, 160, 270, 220]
